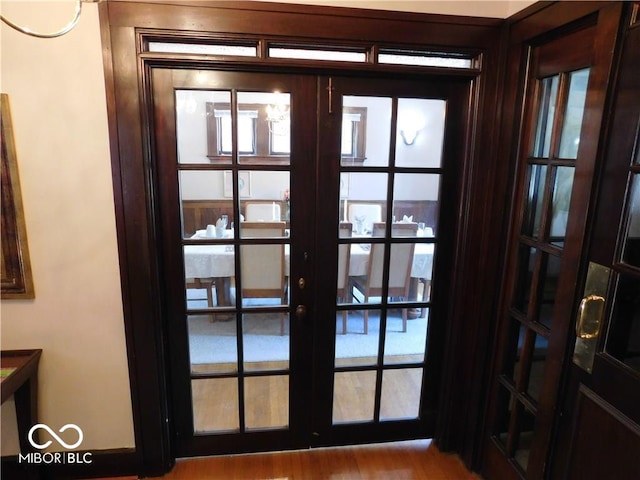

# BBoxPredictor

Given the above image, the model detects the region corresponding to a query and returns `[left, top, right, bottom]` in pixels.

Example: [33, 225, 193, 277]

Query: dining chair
[245, 202, 282, 222]
[240, 221, 287, 335]
[185, 277, 217, 321]
[351, 222, 417, 333]
[348, 203, 382, 235]
[337, 222, 352, 334]
[186, 278, 215, 307]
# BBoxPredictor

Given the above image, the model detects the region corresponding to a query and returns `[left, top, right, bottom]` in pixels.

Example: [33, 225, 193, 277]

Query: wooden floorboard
[93, 440, 480, 479]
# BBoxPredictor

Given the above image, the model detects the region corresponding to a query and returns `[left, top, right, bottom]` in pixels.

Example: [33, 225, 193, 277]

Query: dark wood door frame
[99, 1, 506, 476]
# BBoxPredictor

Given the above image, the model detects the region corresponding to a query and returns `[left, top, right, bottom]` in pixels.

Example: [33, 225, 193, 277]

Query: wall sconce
[400, 128, 419, 145]
[397, 109, 425, 146]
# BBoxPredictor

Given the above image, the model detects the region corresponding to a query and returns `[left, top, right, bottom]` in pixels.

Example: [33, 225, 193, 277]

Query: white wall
[0, 1, 134, 454]
[0, 0, 534, 458]
[256, 0, 536, 18]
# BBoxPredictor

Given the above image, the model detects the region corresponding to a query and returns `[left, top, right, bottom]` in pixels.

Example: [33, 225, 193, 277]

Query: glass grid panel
[269, 47, 366, 62]
[332, 371, 377, 423]
[533, 75, 559, 158]
[526, 334, 549, 402]
[379, 53, 472, 68]
[149, 42, 257, 56]
[550, 166, 575, 246]
[244, 376, 289, 430]
[538, 254, 562, 329]
[380, 368, 423, 420]
[513, 246, 536, 314]
[522, 164, 547, 238]
[335, 310, 381, 366]
[558, 68, 590, 159]
[623, 174, 640, 267]
[514, 406, 536, 473]
[606, 275, 640, 373]
[192, 378, 239, 433]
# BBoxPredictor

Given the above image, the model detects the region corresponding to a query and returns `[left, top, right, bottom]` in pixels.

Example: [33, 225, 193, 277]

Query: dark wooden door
[548, 16, 640, 480]
[150, 68, 469, 457]
[482, 8, 623, 479]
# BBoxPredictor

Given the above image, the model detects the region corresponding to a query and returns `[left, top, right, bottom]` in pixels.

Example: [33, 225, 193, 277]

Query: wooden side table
[1, 349, 42, 454]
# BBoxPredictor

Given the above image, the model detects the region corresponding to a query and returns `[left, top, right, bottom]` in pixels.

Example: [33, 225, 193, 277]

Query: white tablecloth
[184, 243, 434, 280]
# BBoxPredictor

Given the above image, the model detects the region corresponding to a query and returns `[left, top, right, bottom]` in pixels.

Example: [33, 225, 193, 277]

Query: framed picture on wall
[223, 170, 252, 198]
[1, 94, 35, 299]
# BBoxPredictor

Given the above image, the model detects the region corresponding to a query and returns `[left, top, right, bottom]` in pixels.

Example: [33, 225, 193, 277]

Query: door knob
[296, 305, 307, 319]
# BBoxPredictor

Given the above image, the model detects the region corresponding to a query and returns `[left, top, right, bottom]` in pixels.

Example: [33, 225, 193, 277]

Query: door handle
[576, 294, 605, 339]
[296, 305, 307, 319]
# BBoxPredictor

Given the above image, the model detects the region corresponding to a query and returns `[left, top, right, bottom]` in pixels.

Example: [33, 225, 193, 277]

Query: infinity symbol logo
[28, 424, 83, 450]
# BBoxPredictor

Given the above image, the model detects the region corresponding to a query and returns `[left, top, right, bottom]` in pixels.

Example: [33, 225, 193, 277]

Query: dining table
[184, 228, 434, 312]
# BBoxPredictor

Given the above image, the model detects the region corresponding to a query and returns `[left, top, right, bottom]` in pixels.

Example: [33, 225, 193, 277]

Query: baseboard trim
[1, 448, 140, 479]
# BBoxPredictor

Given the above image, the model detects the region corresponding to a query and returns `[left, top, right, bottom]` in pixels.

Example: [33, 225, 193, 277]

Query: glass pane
[533, 75, 559, 158]
[269, 47, 366, 62]
[550, 166, 575, 246]
[514, 246, 536, 314]
[379, 52, 472, 69]
[335, 309, 380, 366]
[239, 242, 288, 308]
[184, 245, 235, 310]
[352, 243, 385, 306]
[216, 109, 257, 154]
[514, 406, 536, 472]
[244, 375, 289, 430]
[341, 96, 391, 167]
[337, 223, 353, 305]
[395, 99, 446, 168]
[538, 254, 562, 330]
[507, 320, 528, 384]
[527, 333, 549, 402]
[188, 314, 237, 375]
[180, 170, 236, 239]
[237, 91, 291, 165]
[606, 275, 640, 373]
[493, 385, 515, 449]
[243, 313, 290, 371]
[380, 368, 423, 420]
[558, 68, 590, 159]
[332, 371, 376, 423]
[522, 164, 547, 238]
[149, 42, 257, 57]
[392, 173, 440, 234]
[384, 314, 427, 365]
[192, 378, 239, 433]
[176, 90, 231, 164]
[387, 243, 418, 306]
[239, 171, 289, 224]
[345, 173, 388, 235]
[623, 174, 640, 267]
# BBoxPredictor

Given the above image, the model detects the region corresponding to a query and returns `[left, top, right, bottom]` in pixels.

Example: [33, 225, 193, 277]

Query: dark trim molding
[100, 0, 506, 475]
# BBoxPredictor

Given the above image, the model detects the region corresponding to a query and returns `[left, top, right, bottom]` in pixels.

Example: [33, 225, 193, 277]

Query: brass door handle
[576, 294, 605, 339]
[296, 305, 307, 319]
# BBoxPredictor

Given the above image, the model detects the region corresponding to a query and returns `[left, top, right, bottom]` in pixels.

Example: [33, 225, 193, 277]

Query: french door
[150, 67, 469, 456]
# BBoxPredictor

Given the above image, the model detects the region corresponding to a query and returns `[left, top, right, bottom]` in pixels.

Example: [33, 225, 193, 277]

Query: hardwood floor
[94, 439, 480, 479]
